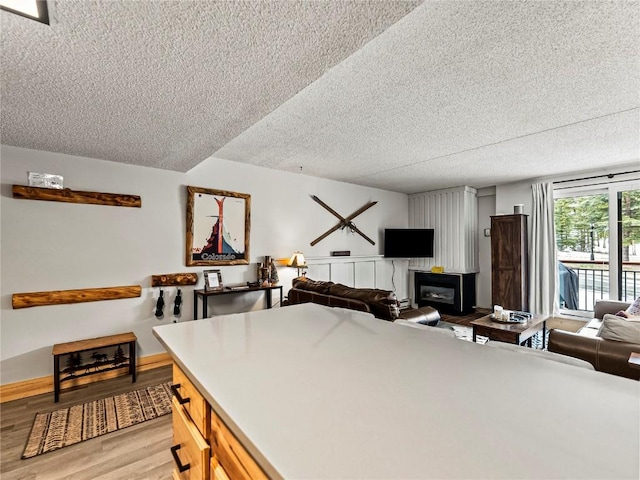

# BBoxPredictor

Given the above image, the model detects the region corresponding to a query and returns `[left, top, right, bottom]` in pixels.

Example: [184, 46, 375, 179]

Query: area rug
[22, 382, 172, 459]
[438, 322, 489, 344]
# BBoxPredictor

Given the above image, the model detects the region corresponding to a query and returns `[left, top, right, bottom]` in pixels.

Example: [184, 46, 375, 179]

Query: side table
[628, 352, 640, 370]
[471, 314, 547, 348]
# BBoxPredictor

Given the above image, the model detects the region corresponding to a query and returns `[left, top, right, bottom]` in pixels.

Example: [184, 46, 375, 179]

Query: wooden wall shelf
[12, 185, 141, 208]
[12, 285, 142, 309]
[151, 273, 198, 287]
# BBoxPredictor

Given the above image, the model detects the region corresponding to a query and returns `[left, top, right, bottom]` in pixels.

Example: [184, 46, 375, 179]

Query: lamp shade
[288, 251, 307, 268]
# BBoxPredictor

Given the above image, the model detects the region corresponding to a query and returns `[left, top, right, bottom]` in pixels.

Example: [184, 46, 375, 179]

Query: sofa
[548, 299, 640, 380]
[287, 276, 441, 325]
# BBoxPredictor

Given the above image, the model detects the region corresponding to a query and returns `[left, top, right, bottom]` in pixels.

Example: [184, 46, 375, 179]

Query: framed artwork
[186, 186, 251, 266]
[203, 269, 223, 291]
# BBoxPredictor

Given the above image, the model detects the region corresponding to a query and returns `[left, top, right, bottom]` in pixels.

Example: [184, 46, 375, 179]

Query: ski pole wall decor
[310, 196, 377, 246]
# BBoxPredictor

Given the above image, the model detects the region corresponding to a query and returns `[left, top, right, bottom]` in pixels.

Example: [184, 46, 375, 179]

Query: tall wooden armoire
[491, 214, 529, 311]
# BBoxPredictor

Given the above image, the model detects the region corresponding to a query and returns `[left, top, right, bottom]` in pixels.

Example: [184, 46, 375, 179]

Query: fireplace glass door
[419, 285, 455, 307]
[414, 272, 476, 315]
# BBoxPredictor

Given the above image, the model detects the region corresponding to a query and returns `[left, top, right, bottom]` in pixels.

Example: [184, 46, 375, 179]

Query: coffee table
[471, 314, 547, 348]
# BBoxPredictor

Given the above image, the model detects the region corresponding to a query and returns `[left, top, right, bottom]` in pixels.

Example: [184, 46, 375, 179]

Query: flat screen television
[384, 228, 434, 258]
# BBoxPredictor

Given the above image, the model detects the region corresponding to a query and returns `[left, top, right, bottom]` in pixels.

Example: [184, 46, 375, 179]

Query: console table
[193, 285, 283, 319]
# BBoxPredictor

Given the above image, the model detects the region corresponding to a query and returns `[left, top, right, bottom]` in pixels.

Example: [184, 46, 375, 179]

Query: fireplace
[414, 272, 476, 315]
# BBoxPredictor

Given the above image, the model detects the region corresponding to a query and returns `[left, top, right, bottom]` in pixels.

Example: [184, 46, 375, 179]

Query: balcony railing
[559, 261, 640, 311]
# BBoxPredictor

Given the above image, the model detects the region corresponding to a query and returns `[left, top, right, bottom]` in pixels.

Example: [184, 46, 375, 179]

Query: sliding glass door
[554, 182, 639, 313]
[618, 188, 640, 302]
[555, 191, 609, 311]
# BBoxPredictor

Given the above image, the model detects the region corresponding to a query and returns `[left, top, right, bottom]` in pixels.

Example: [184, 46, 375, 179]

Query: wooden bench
[52, 332, 137, 402]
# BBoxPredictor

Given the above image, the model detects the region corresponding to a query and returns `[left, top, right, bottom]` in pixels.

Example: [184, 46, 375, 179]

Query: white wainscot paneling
[306, 263, 331, 281]
[304, 256, 404, 294]
[330, 262, 355, 286]
[354, 262, 375, 288]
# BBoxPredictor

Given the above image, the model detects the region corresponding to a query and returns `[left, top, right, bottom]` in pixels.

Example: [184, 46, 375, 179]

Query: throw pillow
[625, 296, 640, 316]
[615, 310, 629, 318]
[598, 314, 640, 344]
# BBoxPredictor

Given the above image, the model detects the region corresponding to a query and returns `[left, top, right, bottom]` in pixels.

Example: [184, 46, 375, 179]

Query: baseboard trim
[0, 352, 173, 403]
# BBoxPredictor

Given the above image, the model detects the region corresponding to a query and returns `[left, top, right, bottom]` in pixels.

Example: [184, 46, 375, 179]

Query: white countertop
[153, 303, 639, 479]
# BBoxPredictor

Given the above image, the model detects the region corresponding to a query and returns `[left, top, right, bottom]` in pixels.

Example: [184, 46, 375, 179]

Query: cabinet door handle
[171, 383, 190, 404]
[170, 444, 191, 472]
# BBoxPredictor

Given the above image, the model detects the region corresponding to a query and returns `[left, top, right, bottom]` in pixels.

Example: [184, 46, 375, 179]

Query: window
[555, 180, 640, 313]
[618, 188, 640, 302]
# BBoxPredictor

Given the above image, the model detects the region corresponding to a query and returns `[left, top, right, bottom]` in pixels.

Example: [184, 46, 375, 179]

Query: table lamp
[288, 251, 307, 277]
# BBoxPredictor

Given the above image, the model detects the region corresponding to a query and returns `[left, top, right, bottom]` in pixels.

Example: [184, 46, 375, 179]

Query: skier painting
[186, 186, 250, 266]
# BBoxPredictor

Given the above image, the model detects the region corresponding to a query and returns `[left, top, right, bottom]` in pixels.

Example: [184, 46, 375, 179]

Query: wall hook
[155, 289, 165, 319]
[173, 289, 182, 316]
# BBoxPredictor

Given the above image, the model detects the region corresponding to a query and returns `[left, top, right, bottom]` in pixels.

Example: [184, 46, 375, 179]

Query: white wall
[495, 180, 534, 217]
[476, 188, 495, 309]
[1, 146, 408, 384]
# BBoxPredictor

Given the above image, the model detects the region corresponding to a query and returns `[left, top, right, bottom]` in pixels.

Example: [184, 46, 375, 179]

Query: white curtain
[530, 183, 558, 317]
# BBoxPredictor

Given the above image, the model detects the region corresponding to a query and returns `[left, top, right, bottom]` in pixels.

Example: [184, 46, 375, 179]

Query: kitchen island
[153, 303, 639, 479]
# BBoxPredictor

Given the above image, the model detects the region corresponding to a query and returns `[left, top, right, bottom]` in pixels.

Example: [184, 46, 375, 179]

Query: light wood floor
[1, 366, 173, 480]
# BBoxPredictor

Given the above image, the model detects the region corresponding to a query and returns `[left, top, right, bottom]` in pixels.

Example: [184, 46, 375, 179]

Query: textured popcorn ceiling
[2, 1, 639, 193]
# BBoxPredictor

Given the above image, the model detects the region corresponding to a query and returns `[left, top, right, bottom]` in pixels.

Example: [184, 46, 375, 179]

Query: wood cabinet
[491, 214, 529, 311]
[173, 365, 211, 438]
[172, 396, 210, 480]
[210, 408, 267, 480]
[171, 365, 267, 480]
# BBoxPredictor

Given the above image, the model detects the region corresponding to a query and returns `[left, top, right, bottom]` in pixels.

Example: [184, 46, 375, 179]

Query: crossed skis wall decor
[310, 195, 377, 246]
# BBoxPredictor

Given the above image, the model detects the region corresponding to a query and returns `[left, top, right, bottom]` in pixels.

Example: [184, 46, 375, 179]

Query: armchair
[548, 300, 639, 380]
